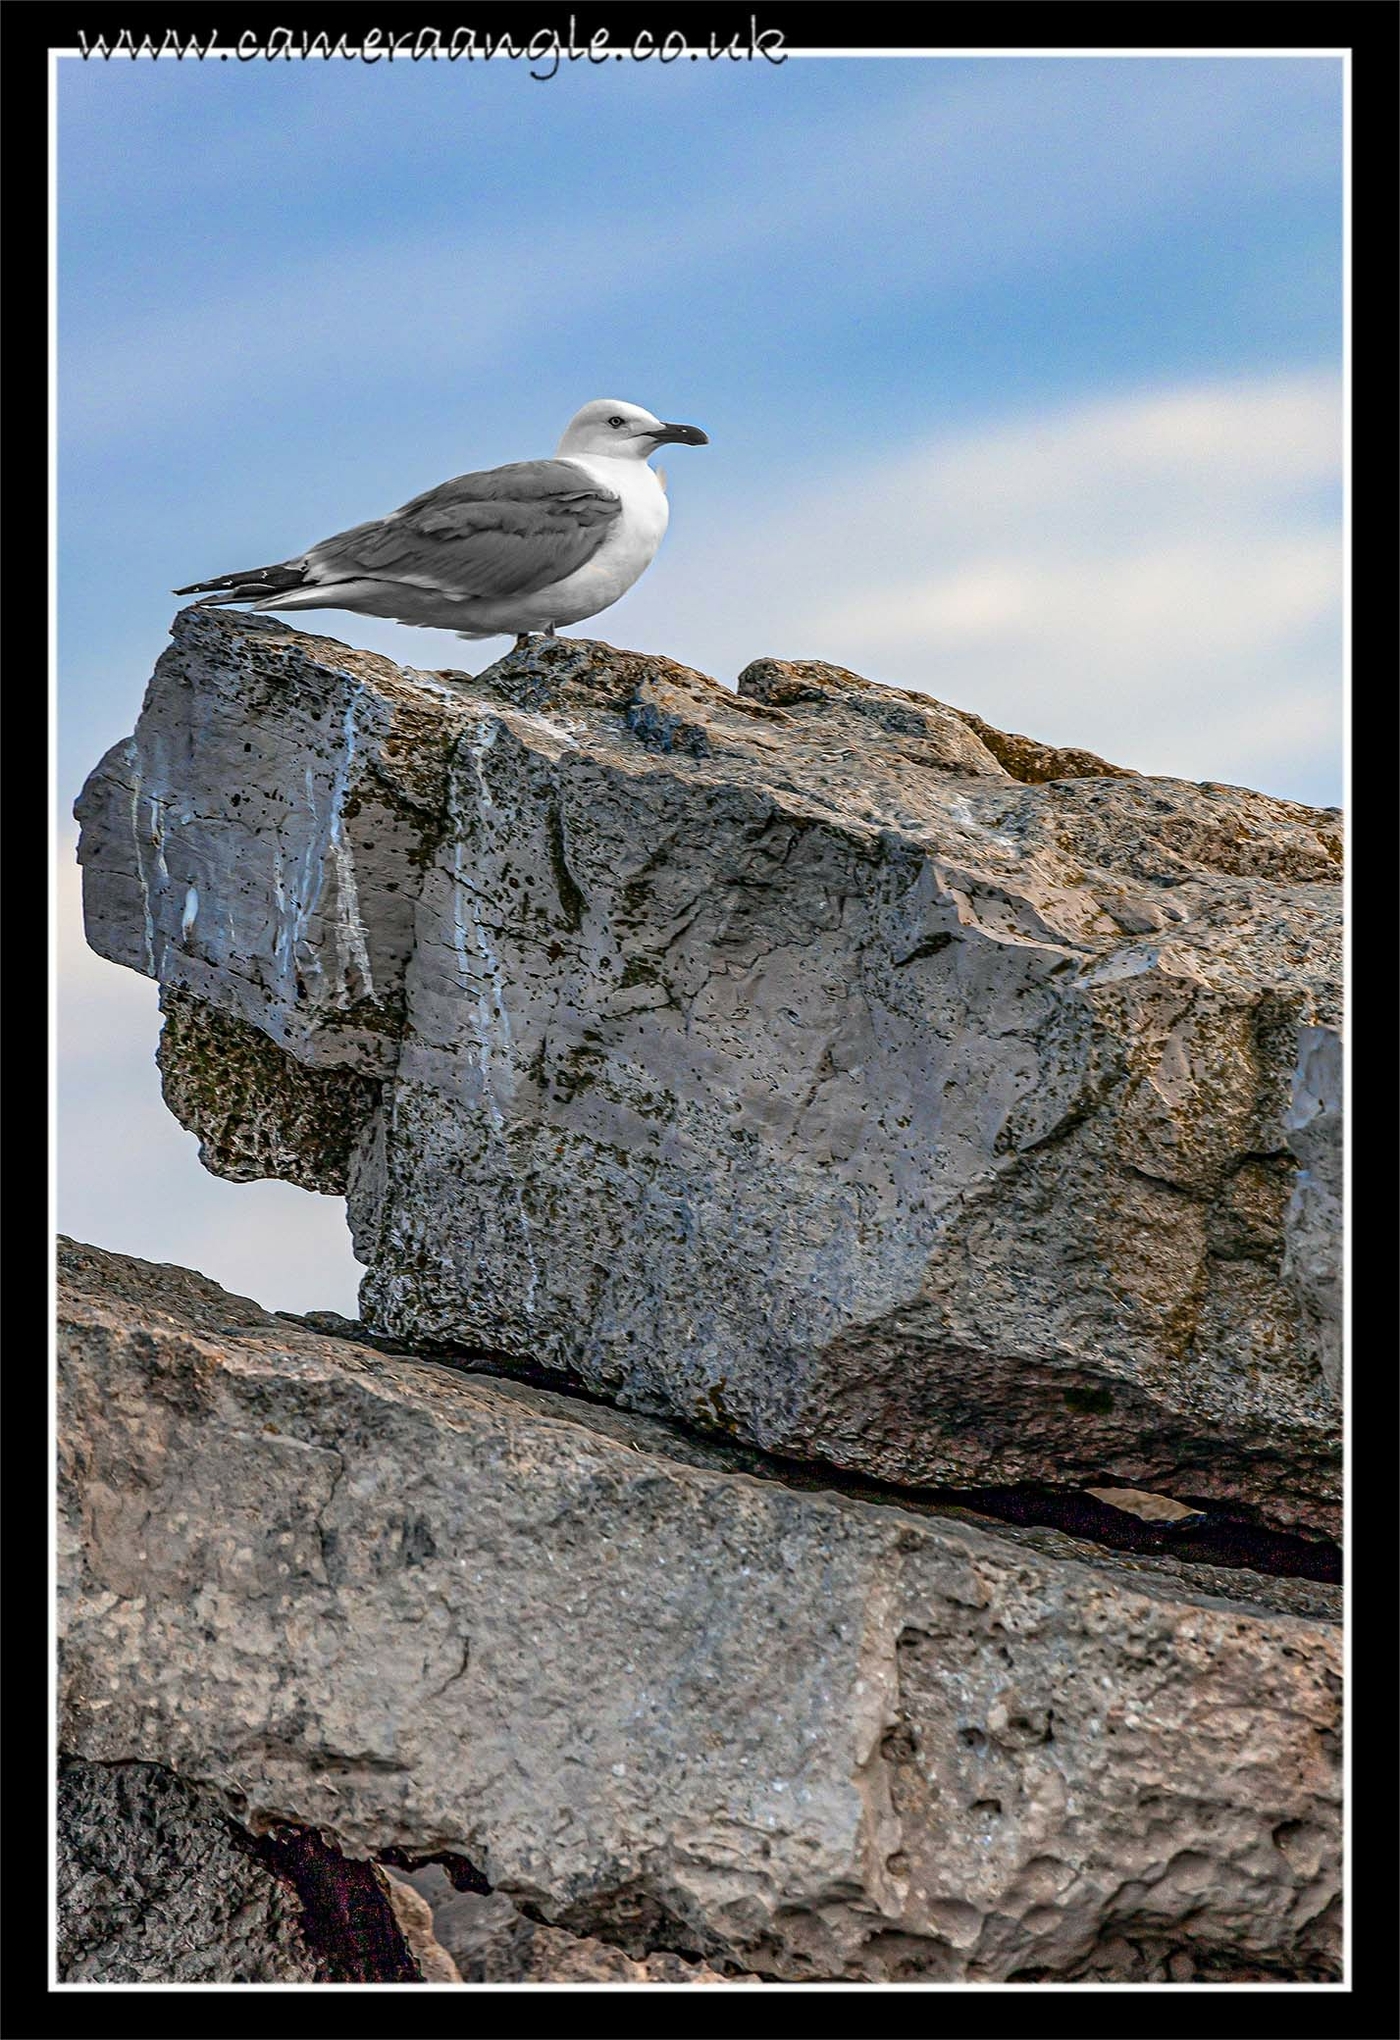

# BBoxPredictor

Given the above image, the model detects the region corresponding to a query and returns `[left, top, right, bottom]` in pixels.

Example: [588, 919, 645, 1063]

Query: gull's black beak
[649, 422, 709, 447]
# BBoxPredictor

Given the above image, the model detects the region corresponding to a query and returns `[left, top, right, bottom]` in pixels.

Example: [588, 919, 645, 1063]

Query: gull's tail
[173, 558, 310, 607]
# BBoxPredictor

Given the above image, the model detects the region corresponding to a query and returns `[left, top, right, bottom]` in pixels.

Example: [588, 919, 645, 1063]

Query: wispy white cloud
[614, 370, 1343, 802]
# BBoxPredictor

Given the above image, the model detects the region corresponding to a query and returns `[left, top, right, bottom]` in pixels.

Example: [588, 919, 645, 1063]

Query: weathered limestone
[74, 611, 1342, 1533]
[58, 1241, 1340, 1984]
[389, 1866, 747, 1983]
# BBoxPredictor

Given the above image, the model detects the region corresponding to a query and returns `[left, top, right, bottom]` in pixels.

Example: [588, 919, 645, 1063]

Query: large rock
[57, 1240, 1340, 1984]
[75, 609, 1342, 1532]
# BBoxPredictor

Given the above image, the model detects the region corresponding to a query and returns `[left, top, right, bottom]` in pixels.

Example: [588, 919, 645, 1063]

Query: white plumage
[175, 399, 708, 641]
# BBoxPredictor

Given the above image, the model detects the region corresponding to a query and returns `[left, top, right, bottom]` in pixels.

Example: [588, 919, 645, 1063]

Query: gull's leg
[513, 632, 531, 652]
[543, 622, 557, 638]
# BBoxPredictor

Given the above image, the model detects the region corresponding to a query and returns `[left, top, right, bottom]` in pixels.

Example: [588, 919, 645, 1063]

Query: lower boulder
[57, 1239, 1339, 1984]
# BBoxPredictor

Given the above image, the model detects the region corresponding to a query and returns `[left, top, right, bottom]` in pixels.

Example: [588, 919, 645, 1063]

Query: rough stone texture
[58, 1240, 1340, 1984]
[1278, 1024, 1342, 1399]
[57, 1759, 319, 1983]
[394, 1866, 745, 1982]
[383, 1871, 464, 1982]
[157, 986, 381, 1192]
[75, 612, 1342, 1534]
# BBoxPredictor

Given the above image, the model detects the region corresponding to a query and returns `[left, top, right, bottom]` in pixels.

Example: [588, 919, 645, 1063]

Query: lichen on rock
[157, 986, 381, 1192]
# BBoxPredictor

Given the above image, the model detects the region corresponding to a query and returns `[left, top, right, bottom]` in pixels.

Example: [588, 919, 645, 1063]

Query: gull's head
[557, 399, 709, 462]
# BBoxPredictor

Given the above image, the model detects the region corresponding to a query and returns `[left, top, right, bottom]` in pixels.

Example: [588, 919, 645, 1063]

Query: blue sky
[57, 53, 1344, 1311]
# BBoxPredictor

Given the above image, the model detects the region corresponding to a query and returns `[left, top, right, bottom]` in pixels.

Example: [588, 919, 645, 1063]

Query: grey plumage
[173, 397, 708, 638]
[175, 460, 621, 609]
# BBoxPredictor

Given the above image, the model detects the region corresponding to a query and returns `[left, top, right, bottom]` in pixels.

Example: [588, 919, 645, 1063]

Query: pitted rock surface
[58, 1241, 1340, 1984]
[75, 610, 1342, 1531]
[57, 1760, 319, 1982]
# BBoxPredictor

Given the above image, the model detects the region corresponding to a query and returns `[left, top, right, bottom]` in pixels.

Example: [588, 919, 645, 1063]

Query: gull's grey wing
[307, 459, 621, 601]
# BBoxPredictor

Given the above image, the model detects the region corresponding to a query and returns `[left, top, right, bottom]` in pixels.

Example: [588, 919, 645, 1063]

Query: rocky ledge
[58, 1240, 1338, 1983]
[75, 610, 1342, 1534]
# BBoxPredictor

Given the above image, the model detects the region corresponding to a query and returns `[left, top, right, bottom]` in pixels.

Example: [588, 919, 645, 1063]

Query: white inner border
[47, 38, 1352, 1996]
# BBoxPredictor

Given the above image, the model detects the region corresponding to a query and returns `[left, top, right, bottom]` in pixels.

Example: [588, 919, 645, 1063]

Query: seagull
[174, 399, 709, 644]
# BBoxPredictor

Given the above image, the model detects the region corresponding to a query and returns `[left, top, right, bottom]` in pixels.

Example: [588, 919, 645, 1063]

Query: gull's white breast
[527, 454, 670, 625]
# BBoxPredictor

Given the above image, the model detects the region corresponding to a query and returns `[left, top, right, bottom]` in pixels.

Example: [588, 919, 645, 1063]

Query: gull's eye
[607, 415, 625, 428]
